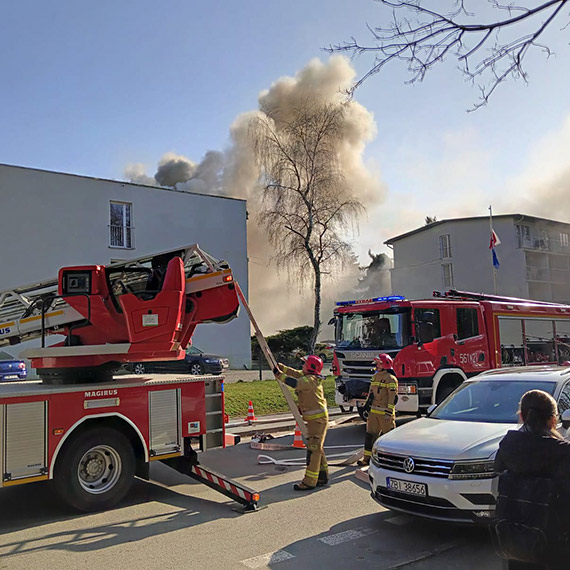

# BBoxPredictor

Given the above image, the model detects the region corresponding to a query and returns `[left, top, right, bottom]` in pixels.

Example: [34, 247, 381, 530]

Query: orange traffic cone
[292, 423, 306, 449]
[245, 400, 257, 424]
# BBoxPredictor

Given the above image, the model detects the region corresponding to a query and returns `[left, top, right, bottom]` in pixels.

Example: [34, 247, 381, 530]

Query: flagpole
[489, 205, 498, 294]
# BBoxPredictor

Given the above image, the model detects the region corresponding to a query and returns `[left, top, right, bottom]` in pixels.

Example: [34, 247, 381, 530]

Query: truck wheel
[357, 406, 369, 422]
[54, 427, 135, 512]
[190, 362, 204, 375]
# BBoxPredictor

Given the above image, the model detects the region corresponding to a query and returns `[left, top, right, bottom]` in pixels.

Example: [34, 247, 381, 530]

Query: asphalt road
[0, 423, 501, 570]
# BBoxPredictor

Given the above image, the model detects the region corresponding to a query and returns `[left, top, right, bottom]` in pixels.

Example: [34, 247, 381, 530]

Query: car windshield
[186, 347, 203, 355]
[336, 309, 411, 350]
[430, 380, 558, 423]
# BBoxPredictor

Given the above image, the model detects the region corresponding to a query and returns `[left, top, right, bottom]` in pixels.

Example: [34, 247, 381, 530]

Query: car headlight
[204, 359, 218, 364]
[449, 460, 496, 480]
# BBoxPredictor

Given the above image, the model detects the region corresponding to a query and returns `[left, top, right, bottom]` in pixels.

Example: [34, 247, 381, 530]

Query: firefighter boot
[357, 432, 375, 466]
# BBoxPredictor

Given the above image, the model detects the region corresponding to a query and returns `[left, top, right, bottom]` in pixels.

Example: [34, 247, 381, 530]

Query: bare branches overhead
[328, 0, 569, 108]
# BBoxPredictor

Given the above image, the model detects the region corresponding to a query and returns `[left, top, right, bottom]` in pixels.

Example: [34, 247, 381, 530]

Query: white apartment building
[0, 163, 251, 368]
[385, 214, 570, 303]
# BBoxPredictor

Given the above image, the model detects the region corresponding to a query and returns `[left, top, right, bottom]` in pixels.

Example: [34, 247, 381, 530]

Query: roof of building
[0, 162, 246, 204]
[384, 213, 570, 245]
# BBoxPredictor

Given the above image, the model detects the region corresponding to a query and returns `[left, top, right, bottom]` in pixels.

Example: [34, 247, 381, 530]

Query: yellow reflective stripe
[277, 373, 287, 381]
[370, 408, 386, 415]
[370, 381, 381, 387]
[304, 411, 328, 420]
[363, 450, 372, 457]
[387, 383, 398, 389]
[387, 404, 395, 410]
[305, 469, 319, 478]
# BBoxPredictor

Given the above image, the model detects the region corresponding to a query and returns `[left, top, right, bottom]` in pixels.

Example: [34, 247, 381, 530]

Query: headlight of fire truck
[398, 383, 418, 395]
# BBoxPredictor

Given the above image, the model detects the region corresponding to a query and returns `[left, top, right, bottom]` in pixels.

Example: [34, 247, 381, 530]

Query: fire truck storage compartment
[149, 389, 181, 456]
[204, 378, 223, 450]
[2, 401, 47, 483]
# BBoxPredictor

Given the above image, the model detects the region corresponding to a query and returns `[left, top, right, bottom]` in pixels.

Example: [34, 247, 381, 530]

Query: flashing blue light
[335, 295, 405, 307]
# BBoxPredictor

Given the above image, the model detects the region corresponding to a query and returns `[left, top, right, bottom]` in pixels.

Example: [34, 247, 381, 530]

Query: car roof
[468, 365, 570, 386]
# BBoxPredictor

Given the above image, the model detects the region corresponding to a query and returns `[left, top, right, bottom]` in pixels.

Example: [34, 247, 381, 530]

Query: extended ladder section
[433, 289, 570, 307]
[0, 244, 239, 383]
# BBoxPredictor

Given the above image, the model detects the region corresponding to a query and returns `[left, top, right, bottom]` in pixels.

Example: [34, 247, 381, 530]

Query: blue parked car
[0, 350, 27, 381]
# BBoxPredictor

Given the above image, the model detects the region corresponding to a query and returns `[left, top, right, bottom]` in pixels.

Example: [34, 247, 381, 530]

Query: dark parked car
[128, 346, 229, 376]
[0, 350, 27, 381]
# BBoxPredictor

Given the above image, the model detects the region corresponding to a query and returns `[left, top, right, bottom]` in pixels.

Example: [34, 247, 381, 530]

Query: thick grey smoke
[154, 153, 196, 188]
[226, 56, 386, 334]
[124, 56, 387, 335]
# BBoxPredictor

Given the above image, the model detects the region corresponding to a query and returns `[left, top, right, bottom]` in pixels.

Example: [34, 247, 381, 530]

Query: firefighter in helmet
[357, 353, 398, 467]
[274, 355, 329, 490]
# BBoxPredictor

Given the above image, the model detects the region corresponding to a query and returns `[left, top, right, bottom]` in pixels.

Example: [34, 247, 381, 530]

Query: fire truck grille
[374, 453, 453, 478]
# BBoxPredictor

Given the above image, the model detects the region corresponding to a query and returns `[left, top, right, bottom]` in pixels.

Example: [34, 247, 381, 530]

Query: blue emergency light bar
[335, 295, 405, 307]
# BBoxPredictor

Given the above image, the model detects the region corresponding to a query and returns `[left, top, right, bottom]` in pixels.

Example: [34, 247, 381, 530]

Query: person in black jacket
[493, 389, 570, 569]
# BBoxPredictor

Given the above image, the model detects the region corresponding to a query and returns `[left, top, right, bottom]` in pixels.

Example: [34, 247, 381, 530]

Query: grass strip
[224, 376, 337, 418]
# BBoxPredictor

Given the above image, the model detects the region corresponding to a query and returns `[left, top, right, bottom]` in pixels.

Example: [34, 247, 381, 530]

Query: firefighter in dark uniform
[357, 353, 398, 467]
[274, 355, 329, 491]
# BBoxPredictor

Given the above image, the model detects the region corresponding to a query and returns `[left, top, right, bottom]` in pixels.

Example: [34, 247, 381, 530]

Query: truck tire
[54, 427, 136, 512]
[357, 405, 369, 422]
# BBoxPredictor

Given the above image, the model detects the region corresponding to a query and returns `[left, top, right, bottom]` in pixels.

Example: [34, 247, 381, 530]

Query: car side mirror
[426, 404, 436, 416]
[562, 409, 570, 430]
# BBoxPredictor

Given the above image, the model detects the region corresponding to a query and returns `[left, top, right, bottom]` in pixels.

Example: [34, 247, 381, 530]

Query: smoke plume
[125, 56, 387, 335]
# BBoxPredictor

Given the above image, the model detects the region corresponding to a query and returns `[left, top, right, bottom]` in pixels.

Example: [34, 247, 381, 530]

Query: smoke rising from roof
[124, 56, 387, 335]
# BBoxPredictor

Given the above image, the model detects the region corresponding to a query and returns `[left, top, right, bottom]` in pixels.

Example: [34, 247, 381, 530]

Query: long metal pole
[234, 281, 307, 437]
[489, 205, 498, 294]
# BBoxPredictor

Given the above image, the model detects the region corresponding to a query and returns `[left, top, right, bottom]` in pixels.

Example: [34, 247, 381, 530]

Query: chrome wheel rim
[77, 445, 122, 494]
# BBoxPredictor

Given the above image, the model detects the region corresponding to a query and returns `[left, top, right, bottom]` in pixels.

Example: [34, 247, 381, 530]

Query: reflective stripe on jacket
[367, 369, 398, 415]
[278, 365, 328, 421]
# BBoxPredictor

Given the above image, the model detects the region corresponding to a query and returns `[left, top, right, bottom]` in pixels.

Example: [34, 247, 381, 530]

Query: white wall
[0, 164, 251, 368]
[390, 217, 528, 301]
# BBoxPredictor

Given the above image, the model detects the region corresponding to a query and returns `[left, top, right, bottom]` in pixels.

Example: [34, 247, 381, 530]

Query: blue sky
[3, 0, 570, 265]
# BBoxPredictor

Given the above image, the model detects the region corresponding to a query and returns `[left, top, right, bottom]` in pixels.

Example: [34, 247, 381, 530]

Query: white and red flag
[489, 230, 501, 249]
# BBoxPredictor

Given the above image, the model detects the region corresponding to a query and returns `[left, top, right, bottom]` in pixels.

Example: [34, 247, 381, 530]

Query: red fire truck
[331, 290, 570, 419]
[0, 244, 260, 512]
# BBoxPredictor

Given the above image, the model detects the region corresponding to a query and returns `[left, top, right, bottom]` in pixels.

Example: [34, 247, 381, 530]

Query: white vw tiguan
[368, 366, 570, 523]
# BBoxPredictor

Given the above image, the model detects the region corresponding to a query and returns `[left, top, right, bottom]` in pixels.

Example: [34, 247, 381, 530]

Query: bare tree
[328, 1, 569, 109]
[250, 101, 363, 351]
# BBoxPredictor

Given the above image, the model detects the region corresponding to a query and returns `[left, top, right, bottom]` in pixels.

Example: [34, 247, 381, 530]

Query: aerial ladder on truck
[0, 244, 261, 513]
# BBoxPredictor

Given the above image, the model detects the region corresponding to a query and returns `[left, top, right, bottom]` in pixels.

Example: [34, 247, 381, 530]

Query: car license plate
[2, 375, 18, 380]
[387, 478, 427, 497]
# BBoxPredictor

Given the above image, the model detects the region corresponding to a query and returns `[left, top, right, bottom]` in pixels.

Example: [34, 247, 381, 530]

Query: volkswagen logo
[403, 457, 415, 473]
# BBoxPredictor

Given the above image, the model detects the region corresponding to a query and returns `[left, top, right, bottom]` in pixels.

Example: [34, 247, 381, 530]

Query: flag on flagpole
[492, 248, 500, 269]
[489, 230, 501, 249]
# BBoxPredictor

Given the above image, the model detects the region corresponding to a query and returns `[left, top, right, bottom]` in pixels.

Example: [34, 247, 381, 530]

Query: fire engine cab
[0, 244, 260, 512]
[331, 290, 570, 419]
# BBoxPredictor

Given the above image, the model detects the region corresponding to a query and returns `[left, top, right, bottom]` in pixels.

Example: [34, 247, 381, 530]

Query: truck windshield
[336, 309, 411, 350]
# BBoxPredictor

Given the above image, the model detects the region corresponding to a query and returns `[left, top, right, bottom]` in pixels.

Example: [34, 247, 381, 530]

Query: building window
[456, 308, 479, 340]
[561, 233, 569, 248]
[442, 263, 454, 289]
[439, 234, 451, 258]
[516, 224, 531, 248]
[109, 201, 133, 249]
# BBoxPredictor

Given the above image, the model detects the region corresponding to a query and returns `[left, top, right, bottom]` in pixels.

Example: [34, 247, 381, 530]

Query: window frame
[439, 234, 452, 259]
[456, 307, 480, 340]
[109, 201, 134, 249]
[441, 263, 454, 289]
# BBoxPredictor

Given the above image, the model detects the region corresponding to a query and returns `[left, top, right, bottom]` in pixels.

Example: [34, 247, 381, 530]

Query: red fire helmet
[374, 353, 393, 369]
[303, 354, 324, 375]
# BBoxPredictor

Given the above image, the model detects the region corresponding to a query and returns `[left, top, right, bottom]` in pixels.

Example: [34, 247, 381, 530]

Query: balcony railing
[526, 265, 551, 282]
[109, 225, 134, 249]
